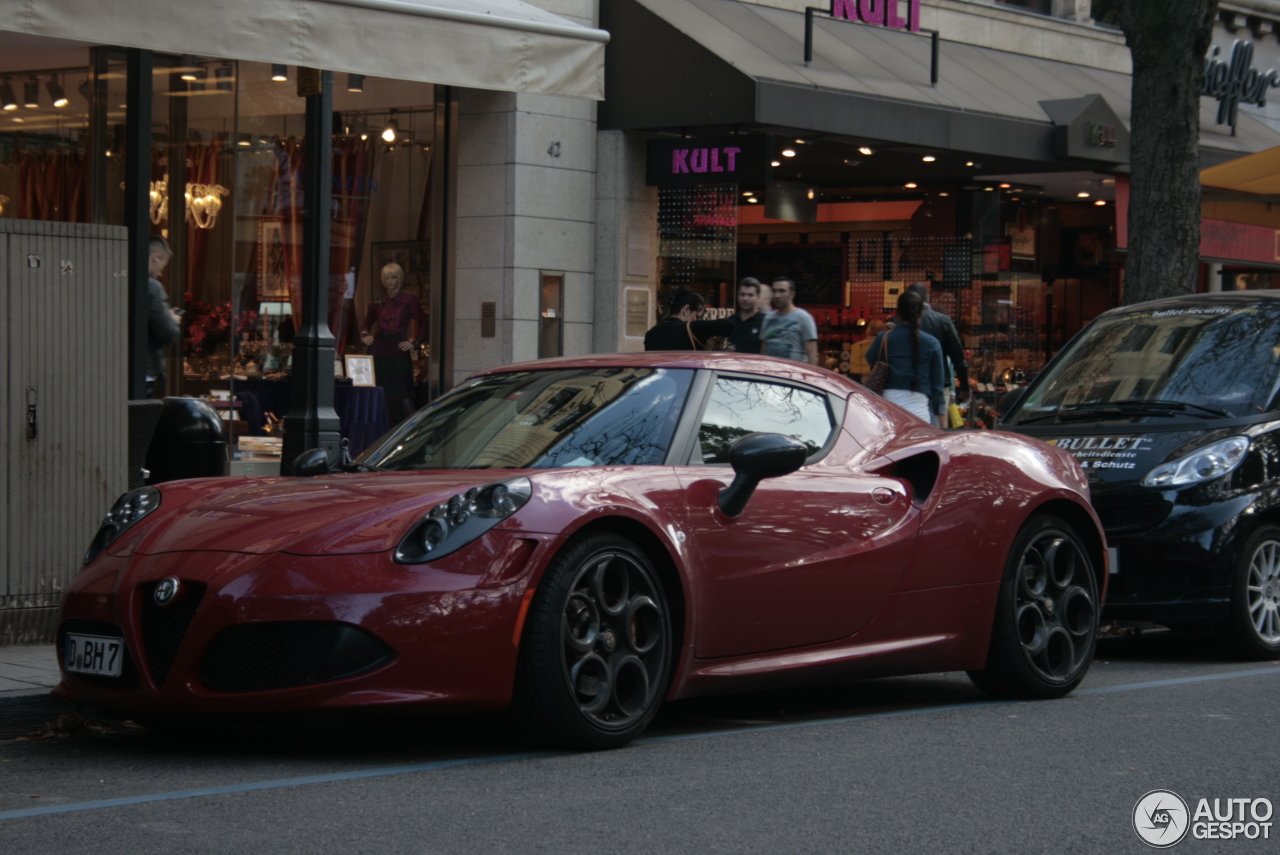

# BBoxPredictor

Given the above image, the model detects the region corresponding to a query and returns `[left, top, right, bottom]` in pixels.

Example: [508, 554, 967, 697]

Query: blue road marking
[3, 666, 1277, 821]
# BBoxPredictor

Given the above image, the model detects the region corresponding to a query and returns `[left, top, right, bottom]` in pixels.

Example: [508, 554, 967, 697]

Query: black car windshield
[356, 368, 693, 470]
[1005, 303, 1280, 425]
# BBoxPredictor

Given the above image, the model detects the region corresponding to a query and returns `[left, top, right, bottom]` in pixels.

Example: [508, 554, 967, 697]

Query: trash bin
[145, 397, 227, 484]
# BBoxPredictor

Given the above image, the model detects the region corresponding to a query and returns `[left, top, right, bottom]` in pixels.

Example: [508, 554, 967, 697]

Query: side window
[697, 377, 835, 465]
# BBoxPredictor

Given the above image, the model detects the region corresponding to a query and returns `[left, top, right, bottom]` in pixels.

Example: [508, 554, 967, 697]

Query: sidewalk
[0, 644, 77, 739]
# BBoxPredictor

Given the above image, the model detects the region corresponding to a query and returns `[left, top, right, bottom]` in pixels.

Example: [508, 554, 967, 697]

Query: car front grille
[139, 580, 206, 688]
[199, 622, 395, 693]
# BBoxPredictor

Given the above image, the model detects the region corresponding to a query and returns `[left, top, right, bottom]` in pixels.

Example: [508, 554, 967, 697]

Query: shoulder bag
[863, 333, 891, 395]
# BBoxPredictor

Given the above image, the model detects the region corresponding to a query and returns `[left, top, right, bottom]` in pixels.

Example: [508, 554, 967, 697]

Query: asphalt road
[2, 630, 1277, 854]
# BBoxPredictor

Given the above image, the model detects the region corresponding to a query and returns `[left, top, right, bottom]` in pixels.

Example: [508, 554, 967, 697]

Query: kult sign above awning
[829, 0, 922, 33]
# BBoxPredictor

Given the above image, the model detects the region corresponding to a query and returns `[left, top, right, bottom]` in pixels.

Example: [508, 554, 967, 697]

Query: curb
[0, 692, 83, 740]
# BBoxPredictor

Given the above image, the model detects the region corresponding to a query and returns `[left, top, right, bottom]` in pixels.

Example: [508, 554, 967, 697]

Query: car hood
[129, 472, 522, 556]
[1026, 427, 1228, 490]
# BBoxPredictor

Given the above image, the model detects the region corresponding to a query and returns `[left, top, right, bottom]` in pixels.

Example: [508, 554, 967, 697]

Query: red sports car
[58, 353, 1106, 748]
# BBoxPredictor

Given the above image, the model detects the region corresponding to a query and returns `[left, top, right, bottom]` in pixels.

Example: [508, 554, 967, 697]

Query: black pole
[804, 7, 815, 66]
[281, 70, 342, 473]
[125, 48, 153, 401]
[926, 29, 940, 86]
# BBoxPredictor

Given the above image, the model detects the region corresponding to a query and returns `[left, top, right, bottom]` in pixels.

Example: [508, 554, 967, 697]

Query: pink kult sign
[671, 146, 742, 175]
[830, 0, 922, 33]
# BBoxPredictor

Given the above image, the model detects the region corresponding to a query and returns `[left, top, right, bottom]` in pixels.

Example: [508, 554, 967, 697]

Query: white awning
[0, 0, 608, 100]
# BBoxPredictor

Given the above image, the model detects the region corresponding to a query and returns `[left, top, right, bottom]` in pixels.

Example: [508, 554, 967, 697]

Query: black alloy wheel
[968, 514, 1099, 699]
[513, 532, 672, 749]
[1224, 524, 1280, 660]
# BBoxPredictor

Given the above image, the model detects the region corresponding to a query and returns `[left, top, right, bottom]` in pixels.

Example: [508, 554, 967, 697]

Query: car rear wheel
[512, 532, 672, 749]
[1225, 524, 1280, 660]
[968, 514, 1098, 699]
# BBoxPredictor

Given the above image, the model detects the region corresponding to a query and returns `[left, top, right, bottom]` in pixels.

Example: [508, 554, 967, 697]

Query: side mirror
[718, 433, 808, 518]
[997, 386, 1027, 418]
[293, 448, 332, 477]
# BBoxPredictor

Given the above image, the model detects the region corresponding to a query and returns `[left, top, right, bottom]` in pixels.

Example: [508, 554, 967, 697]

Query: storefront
[0, 0, 606, 641]
[598, 0, 1280, 420]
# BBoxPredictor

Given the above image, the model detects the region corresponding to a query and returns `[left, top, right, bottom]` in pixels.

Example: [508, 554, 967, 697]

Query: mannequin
[361, 262, 428, 425]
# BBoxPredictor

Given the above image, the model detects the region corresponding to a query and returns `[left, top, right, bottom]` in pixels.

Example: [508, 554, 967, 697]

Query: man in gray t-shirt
[760, 278, 820, 365]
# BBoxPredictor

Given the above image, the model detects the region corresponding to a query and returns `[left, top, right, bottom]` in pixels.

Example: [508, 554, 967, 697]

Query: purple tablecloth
[235, 380, 390, 456]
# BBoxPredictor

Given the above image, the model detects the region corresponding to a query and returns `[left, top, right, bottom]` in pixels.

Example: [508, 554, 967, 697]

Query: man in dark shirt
[727, 277, 768, 354]
[906, 281, 970, 403]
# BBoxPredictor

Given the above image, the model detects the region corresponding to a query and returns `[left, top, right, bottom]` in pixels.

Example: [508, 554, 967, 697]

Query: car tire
[1224, 524, 1280, 660]
[968, 514, 1099, 699]
[512, 532, 672, 749]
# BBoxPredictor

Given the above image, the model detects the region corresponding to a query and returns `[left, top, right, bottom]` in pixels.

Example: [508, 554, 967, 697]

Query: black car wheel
[512, 532, 672, 749]
[1225, 524, 1280, 660]
[968, 514, 1098, 699]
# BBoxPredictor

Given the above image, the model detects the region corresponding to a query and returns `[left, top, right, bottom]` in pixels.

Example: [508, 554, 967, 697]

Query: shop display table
[234, 379, 390, 456]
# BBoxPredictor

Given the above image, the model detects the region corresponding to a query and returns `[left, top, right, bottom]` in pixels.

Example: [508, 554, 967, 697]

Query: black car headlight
[1142, 436, 1250, 489]
[395, 477, 532, 564]
[83, 486, 161, 564]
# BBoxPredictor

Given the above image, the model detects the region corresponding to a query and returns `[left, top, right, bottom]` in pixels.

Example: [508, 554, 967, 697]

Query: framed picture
[334, 357, 345, 379]
[345, 354, 376, 387]
[370, 240, 430, 302]
[258, 219, 293, 300]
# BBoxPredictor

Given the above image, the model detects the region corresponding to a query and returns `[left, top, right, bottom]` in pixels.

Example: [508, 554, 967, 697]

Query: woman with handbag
[865, 291, 946, 425]
[643, 285, 736, 351]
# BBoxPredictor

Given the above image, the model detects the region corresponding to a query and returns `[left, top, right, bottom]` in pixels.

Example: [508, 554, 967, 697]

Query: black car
[1000, 292, 1280, 658]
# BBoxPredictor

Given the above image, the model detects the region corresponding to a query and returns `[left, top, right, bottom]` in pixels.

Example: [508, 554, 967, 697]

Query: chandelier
[147, 175, 229, 229]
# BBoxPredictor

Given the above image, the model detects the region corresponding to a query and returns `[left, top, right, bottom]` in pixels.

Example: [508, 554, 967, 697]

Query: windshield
[356, 368, 693, 470]
[1005, 303, 1280, 425]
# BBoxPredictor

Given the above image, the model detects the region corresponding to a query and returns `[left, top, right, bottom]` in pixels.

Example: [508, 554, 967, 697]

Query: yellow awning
[1201, 144, 1280, 195]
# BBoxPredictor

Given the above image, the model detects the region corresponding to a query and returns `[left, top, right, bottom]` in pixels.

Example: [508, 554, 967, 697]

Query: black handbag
[863, 333, 891, 394]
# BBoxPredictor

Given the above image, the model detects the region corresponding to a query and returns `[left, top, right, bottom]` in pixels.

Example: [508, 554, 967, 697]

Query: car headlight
[83, 486, 161, 564]
[1142, 436, 1250, 489]
[395, 477, 532, 564]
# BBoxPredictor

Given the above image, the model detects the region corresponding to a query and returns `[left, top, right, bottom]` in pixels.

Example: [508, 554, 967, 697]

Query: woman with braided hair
[866, 290, 946, 425]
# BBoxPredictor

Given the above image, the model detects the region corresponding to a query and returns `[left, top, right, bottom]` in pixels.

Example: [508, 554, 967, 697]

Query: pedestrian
[726, 277, 768, 354]
[643, 285, 735, 350]
[361, 262, 429, 425]
[866, 290, 945, 425]
[759, 277, 820, 366]
[904, 281, 970, 405]
[145, 235, 181, 398]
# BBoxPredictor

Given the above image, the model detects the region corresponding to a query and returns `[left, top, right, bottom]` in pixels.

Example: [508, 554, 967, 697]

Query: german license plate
[64, 634, 124, 677]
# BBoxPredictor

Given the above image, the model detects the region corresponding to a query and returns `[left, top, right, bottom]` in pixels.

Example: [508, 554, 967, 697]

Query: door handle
[26, 387, 37, 441]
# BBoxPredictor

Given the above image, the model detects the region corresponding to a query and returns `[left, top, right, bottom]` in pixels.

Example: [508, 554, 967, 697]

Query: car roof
[1101, 289, 1280, 317]
[470, 352, 858, 397]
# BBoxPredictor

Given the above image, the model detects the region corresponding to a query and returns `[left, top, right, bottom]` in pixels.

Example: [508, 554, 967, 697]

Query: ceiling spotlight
[1011, 197, 1020, 202]
[23, 76, 39, 108]
[742, 191, 752, 196]
[179, 55, 200, 81]
[1077, 191, 1090, 198]
[382, 111, 399, 143]
[904, 183, 918, 189]
[795, 138, 806, 144]
[858, 146, 873, 156]
[347, 73, 365, 93]
[999, 183, 1011, 189]
[11, 116, 23, 123]
[1094, 199, 1107, 206]
[1, 78, 17, 111]
[747, 197, 758, 204]
[770, 160, 780, 167]
[983, 187, 994, 192]
[237, 133, 252, 147]
[965, 161, 974, 167]
[781, 148, 796, 157]
[807, 189, 815, 200]
[271, 64, 288, 82]
[938, 191, 950, 197]
[215, 63, 234, 93]
[46, 76, 68, 107]
[922, 155, 936, 162]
